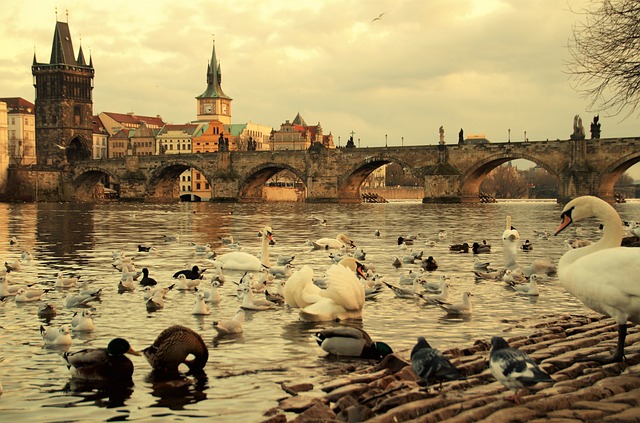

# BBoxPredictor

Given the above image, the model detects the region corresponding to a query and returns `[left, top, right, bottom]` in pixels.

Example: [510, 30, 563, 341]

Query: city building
[91, 115, 108, 159]
[32, 20, 94, 165]
[0, 97, 36, 165]
[157, 123, 202, 155]
[108, 129, 131, 158]
[269, 112, 334, 150]
[0, 102, 8, 193]
[98, 112, 165, 137]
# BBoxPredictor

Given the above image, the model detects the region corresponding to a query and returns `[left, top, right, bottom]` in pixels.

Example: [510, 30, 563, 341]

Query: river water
[1, 199, 639, 422]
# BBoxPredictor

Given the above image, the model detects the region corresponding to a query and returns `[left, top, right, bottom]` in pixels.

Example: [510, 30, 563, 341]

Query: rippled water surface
[1, 199, 639, 422]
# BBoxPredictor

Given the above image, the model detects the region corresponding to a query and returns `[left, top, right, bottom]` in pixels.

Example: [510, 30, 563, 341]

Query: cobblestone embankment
[262, 313, 640, 423]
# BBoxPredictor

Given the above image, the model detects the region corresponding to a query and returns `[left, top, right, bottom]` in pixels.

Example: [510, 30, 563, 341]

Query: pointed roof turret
[77, 44, 86, 66]
[196, 40, 231, 100]
[292, 112, 307, 126]
[49, 21, 77, 65]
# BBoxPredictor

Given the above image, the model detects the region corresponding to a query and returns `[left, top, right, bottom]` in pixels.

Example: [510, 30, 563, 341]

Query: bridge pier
[422, 174, 462, 203]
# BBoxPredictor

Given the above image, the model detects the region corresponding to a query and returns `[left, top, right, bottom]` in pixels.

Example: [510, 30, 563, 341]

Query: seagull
[489, 336, 553, 404]
[410, 337, 465, 390]
[213, 309, 245, 336]
[192, 291, 211, 315]
[71, 310, 95, 332]
[436, 291, 473, 317]
[371, 12, 385, 22]
[40, 324, 72, 346]
[54, 143, 67, 150]
[510, 274, 540, 296]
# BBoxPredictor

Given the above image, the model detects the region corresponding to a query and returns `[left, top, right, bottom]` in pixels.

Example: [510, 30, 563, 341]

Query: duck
[137, 244, 154, 252]
[521, 239, 533, 251]
[298, 262, 366, 322]
[140, 268, 158, 287]
[15, 287, 46, 302]
[173, 265, 206, 280]
[40, 324, 72, 346]
[55, 272, 79, 289]
[211, 226, 275, 271]
[313, 327, 393, 359]
[38, 303, 57, 319]
[192, 292, 211, 315]
[62, 338, 140, 382]
[489, 336, 553, 404]
[71, 310, 95, 332]
[449, 242, 469, 253]
[421, 256, 438, 271]
[314, 234, 355, 250]
[510, 274, 540, 296]
[398, 236, 414, 246]
[142, 325, 209, 374]
[213, 309, 245, 336]
[472, 242, 491, 254]
[554, 195, 640, 362]
[410, 337, 465, 390]
[436, 292, 473, 317]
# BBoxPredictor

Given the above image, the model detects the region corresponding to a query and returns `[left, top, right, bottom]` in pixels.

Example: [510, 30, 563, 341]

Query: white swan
[298, 262, 366, 322]
[211, 226, 274, 271]
[313, 234, 355, 250]
[283, 265, 322, 308]
[554, 195, 640, 362]
[502, 215, 520, 270]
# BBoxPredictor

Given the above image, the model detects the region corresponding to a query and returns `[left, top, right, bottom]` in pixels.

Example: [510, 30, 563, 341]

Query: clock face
[222, 104, 227, 114]
[204, 104, 212, 114]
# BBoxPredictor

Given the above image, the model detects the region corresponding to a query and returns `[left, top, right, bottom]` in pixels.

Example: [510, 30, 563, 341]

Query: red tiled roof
[102, 112, 165, 127]
[0, 97, 35, 113]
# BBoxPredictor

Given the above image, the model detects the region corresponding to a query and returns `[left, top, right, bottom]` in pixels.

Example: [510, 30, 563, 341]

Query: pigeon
[489, 336, 554, 404]
[410, 337, 465, 390]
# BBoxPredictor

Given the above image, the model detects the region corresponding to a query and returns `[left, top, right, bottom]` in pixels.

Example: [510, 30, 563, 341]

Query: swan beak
[268, 235, 276, 245]
[554, 213, 573, 236]
[128, 347, 142, 356]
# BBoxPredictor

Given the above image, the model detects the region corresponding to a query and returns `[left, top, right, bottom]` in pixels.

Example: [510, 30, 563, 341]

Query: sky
[1, 0, 639, 175]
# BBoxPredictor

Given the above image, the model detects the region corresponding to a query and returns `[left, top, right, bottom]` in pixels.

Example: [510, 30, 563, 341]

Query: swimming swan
[554, 195, 640, 362]
[211, 226, 274, 271]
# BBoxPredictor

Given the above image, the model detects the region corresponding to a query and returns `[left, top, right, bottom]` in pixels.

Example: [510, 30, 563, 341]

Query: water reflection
[1, 200, 639, 422]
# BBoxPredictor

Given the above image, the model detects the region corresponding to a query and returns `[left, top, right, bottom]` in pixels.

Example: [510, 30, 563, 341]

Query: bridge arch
[146, 160, 209, 201]
[72, 166, 121, 200]
[597, 151, 640, 200]
[339, 155, 419, 200]
[239, 162, 307, 202]
[461, 152, 560, 201]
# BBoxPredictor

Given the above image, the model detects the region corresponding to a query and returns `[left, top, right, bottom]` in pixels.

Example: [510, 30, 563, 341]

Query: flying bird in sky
[371, 12, 385, 22]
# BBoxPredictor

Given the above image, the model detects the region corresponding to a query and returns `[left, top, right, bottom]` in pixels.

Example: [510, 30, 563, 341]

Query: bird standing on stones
[489, 336, 553, 404]
[410, 337, 465, 390]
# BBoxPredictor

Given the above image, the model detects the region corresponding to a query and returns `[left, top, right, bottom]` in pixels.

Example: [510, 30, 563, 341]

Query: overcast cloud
[1, 0, 638, 175]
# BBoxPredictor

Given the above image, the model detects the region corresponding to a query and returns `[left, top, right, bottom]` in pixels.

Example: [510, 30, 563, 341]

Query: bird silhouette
[371, 12, 385, 22]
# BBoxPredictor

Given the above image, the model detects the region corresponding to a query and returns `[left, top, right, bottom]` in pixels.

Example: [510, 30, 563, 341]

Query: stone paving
[261, 314, 640, 423]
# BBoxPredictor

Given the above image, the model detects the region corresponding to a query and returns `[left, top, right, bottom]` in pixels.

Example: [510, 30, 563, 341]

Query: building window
[196, 183, 201, 190]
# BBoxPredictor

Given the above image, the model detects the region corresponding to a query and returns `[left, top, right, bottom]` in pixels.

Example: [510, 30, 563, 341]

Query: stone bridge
[64, 137, 640, 203]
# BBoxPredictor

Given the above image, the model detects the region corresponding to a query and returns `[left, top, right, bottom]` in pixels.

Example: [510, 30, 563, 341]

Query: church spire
[197, 39, 230, 100]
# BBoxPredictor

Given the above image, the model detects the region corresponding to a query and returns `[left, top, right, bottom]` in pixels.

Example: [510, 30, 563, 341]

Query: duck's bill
[128, 347, 142, 356]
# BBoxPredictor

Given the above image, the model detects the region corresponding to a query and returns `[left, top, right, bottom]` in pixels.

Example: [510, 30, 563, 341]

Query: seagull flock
[0, 195, 638, 408]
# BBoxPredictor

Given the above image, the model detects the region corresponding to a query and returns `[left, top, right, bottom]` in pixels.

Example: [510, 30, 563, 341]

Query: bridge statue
[570, 114, 586, 140]
[590, 115, 601, 139]
[458, 128, 464, 144]
[439, 126, 445, 145]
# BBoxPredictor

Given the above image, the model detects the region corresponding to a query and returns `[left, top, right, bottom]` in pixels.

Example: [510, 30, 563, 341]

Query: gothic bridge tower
[32, 20, 94, 165]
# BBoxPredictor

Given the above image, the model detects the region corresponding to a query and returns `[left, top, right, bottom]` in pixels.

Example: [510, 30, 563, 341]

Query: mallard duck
[489, 336, 553, 403]
[449, 242, 469, 253]
[521, 239, 533, 251]
[410, 337, 465, 390]
[63, 338, 140, 382]
[313, 327, 392, 359]
[421, 256, 438, 271]
[142, 325, 208, 374]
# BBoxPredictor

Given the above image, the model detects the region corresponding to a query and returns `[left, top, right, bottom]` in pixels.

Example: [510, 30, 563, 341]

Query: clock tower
[196, 40, 232, 123]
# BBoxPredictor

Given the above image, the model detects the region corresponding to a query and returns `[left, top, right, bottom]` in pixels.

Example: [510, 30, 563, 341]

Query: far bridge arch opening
[239, 164, 307, 202]
[147, 162, 210, 202]
[598, 152, 640, 202]
[341, 158, 424, 202]
[73, 169, 120, 201]
[462, 155, 560, 201]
